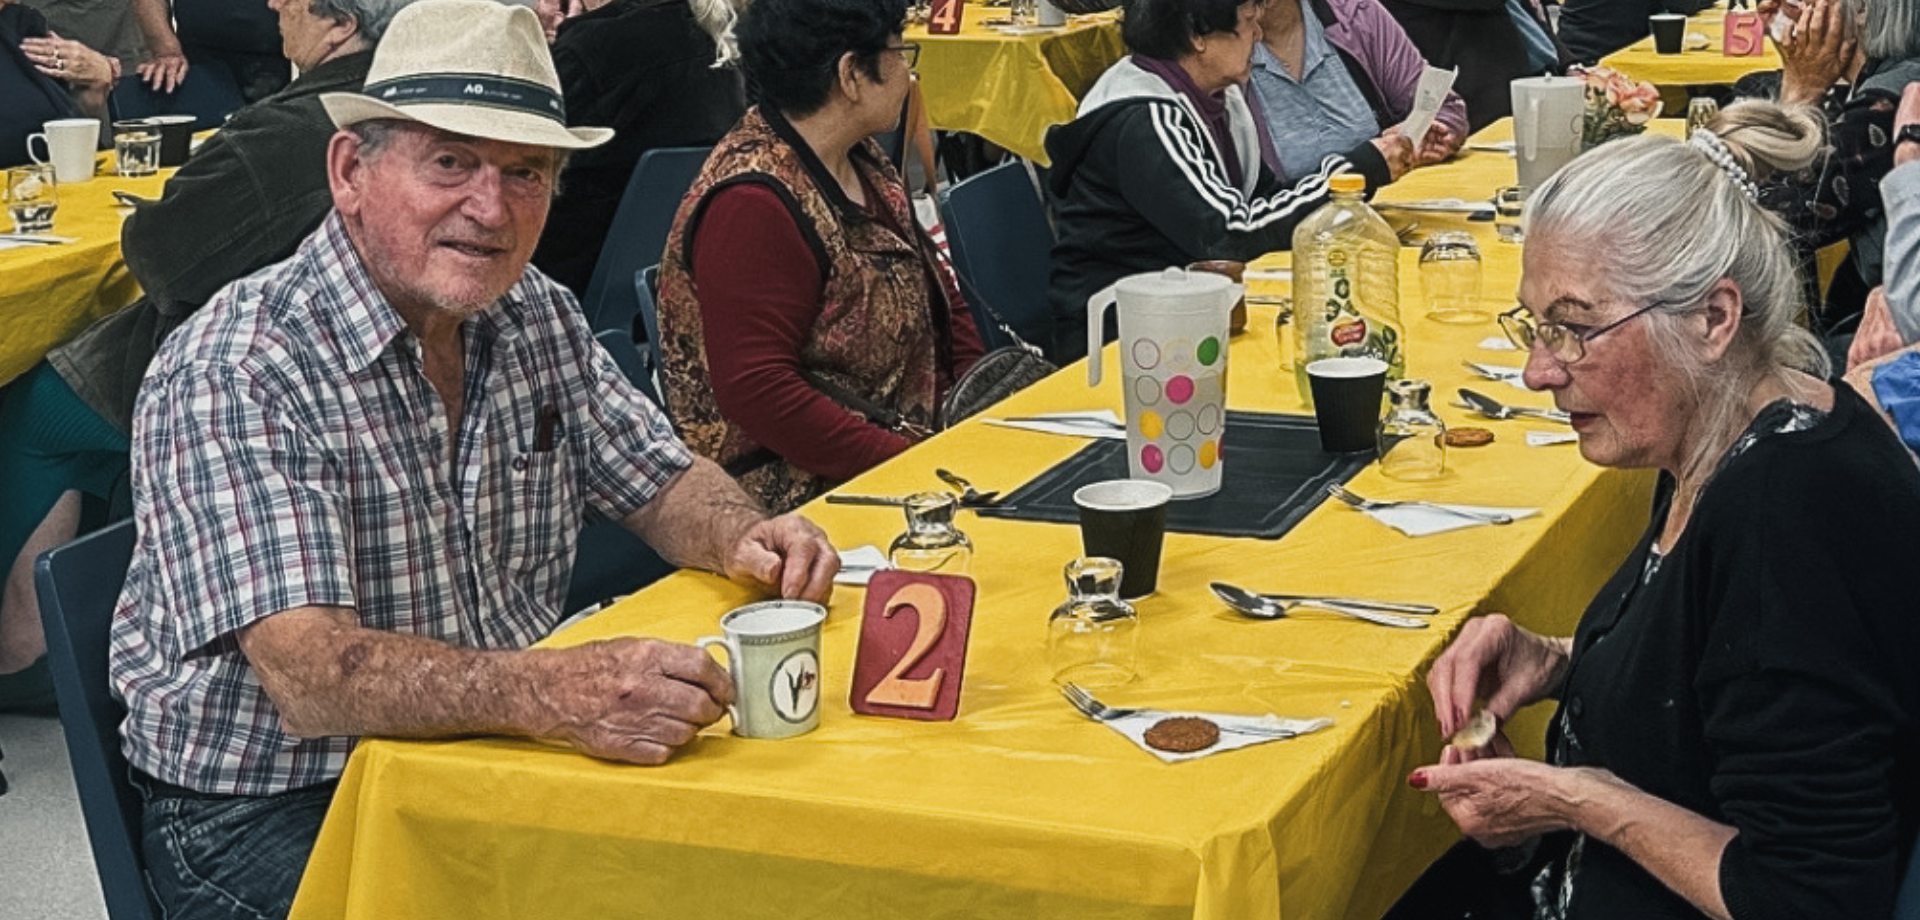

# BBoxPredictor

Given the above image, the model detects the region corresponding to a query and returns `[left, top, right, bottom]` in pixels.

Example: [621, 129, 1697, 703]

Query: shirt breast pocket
[492, 445, 581, 581]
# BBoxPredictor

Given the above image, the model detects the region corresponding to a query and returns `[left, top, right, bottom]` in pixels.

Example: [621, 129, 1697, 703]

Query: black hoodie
[1043, 59, 1390, 360]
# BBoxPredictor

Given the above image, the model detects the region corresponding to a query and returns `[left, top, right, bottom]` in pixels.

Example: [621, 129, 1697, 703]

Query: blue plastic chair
[937, 160, 1058, 358]
[1898, 833, 1920, 920]
[564, 331, 679, 615]
[632, 265, 665, 391]
[578, 147, 711, 336]
[34, 520, 157, 920]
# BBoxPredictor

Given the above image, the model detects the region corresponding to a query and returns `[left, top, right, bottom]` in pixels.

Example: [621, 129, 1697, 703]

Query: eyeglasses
[1497, 300, 1671, 364]
[885, 42, 920, 70]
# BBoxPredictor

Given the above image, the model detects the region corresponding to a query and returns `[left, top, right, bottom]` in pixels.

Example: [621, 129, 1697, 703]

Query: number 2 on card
[864, 583, 946, 709]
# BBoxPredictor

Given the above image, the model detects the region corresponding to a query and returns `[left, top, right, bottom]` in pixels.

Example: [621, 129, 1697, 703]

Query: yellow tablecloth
[1600, 8, 1779, 87]
[291, 121, 1658, 920]
[909, 12, 1126, 165]
[0, 162, 165, 388]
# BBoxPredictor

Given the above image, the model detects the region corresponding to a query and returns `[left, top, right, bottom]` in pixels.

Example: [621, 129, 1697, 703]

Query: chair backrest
[34, 520, 157, 920]
[938, 160, 1057, 358]
[633, 265, 666, 390]
[1896, 830, 1920, 920]
[594, 327, 659, 406]
[578, 147, 712, 337]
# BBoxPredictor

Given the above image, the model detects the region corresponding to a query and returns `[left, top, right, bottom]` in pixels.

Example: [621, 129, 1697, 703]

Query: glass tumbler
[113, 121, 160, 177]
[4, 164, 58, 233]
[1686, 97, 1720, 139]
[1378, 378, 1447, 481]
[1046, 557, 1138, 688]
[1418, 231, 1487, 324]
[888, 492, 974, 575]
[1493, 186, 1528, 244]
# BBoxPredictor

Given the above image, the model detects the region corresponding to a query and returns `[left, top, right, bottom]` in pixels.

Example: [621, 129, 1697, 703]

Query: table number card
[850, 571, 975, 721]
[927, 0, 964, 35]
[1723, 11, 1766, 56]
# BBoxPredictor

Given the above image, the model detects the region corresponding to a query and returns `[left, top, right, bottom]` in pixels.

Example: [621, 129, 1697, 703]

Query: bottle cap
[1329, 173, 1366, 194]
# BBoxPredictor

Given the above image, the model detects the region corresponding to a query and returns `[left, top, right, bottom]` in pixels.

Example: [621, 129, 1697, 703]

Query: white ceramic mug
[27, 118, 100, 185]
[697, 600, 826, 739]
[1509, 77, 1584, 192]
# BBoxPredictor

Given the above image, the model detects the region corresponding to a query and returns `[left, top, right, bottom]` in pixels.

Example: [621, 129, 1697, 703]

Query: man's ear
[327, 129, 367, 218]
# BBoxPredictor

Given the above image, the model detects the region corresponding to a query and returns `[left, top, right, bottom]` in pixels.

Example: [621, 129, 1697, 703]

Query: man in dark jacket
[0, 0, 418, 714]
[530, 0, 746, 299]
[1557, 0, 1713, 65]
[1377, 0, 1558, 129]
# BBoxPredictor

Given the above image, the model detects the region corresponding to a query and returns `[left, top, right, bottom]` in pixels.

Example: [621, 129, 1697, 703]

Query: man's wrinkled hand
[1849, 287, 1904, 369]
[724, 514, 838, 602]
[542, 638, 733, 765]
[138, 51, 189, 93]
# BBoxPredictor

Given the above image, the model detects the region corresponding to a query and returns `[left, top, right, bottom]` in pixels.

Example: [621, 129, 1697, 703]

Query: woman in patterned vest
[655, 0, 984, 512]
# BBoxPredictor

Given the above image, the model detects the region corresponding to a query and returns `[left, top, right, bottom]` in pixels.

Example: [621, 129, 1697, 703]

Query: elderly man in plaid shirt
[103, 3, 839, 917]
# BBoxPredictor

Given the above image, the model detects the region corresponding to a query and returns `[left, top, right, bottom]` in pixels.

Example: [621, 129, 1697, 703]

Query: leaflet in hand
[1399, 66, 1457, 147]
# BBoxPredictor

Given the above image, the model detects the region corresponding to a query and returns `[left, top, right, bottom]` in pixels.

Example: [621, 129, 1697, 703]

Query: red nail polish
[1407, 770, 1429, 790]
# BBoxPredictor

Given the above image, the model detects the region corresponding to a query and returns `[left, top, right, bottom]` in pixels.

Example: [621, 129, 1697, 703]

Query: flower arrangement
[1571, 65, 1661, 148]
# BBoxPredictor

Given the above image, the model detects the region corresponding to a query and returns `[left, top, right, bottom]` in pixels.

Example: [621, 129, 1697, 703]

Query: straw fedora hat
[321, 0, 612, 150]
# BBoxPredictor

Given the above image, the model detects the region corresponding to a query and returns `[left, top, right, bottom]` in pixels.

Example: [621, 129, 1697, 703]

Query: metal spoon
[1210, 582, 1428, 629]
[1456, 388, 1571, 424]
[934, 468, 1000, 505]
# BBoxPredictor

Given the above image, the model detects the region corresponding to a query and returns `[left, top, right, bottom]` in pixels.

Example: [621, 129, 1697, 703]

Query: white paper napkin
[834, 546, 891, 586]
[1095, 709, 1335, 763]
[1478, 336, 1518, 352]
[1362, 503, 1540, 537]
[982, 410, 1126, 440]
[1526, 430, 1580, 447]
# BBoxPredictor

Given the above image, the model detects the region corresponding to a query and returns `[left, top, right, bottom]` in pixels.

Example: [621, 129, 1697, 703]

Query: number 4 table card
[927, 0, 964, 35]
[850, 571, 976, 721]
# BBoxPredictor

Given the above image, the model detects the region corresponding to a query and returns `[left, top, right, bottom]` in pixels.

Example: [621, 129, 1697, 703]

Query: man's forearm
[623, 456, 768, 573]
[238, 606, 563, 740]
[130, 0, 182, 56]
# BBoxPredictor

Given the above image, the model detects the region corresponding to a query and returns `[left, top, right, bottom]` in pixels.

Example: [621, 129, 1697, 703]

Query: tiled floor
[0, 712, 108, 920]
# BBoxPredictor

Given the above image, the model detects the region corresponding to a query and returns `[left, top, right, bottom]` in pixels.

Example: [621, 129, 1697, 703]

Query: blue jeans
[138, 776, 337, 920]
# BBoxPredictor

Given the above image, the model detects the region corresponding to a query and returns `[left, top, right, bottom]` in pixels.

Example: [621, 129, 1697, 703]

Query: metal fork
[1060, 684, 1301, 739]
[1325, 483, 1514, 525]
[1061, 682, 1141, 721]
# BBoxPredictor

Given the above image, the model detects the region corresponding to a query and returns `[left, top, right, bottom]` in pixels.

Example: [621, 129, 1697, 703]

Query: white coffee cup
[27, 118, 100, 185]
[697, 600, 827, 739]
[1037, 0, 1067, 26]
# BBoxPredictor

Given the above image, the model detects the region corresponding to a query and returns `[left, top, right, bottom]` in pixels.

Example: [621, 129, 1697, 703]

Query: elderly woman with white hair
[1403, 100, 1920, 920]
[1743, 0, 1920, 334]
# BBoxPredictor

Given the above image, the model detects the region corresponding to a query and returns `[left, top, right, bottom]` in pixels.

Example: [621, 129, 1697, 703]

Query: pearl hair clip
[1688, 129, 1760, 202]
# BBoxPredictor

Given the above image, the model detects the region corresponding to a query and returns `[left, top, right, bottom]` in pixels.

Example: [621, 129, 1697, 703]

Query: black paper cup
[1650, 14, 1686, 53]
[1073, 479, 1173, 600]
[148, 115, 196, 167]
[1307, 357, 1388, 453]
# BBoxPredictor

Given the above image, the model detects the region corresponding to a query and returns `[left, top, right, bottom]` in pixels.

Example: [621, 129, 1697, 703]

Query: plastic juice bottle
[1290, 173, 1405, 407]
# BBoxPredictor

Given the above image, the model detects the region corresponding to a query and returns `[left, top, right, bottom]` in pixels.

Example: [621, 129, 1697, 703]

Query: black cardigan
[1539, 384, 1920, 920]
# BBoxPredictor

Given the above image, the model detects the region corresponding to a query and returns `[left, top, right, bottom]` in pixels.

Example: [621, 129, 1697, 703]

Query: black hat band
[360, 73, 566, 124]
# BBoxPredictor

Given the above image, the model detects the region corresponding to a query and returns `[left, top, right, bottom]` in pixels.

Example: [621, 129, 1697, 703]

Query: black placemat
[976, 412, 1368, 539]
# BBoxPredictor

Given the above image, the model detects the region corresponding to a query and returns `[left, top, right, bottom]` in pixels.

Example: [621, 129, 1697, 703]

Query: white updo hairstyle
[1522, 101, 1830, 477]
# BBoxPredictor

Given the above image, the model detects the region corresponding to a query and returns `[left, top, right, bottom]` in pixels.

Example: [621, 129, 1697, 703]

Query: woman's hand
[138, 49, 189, 94]
[21, 33, 116, 90]
[1776, 0, 1857, 106]
[1371, 127, 1415, 182]
[1410, 758, 1593, 848]
[1413, 123, 1461, 168]
[1848, 287, 1904, 369]
[1427, 613, 1572, 739]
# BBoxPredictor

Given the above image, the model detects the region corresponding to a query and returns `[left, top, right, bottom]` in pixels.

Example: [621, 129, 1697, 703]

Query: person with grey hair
[1399, 100, 1920, 920]
[0, 0, 422, 715]
[529, 0, 748, 297]
[1743, 0, 1920, 335]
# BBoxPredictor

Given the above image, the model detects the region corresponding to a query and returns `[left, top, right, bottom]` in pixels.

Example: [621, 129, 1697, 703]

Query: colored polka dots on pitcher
[1140, 444, 1164, 473]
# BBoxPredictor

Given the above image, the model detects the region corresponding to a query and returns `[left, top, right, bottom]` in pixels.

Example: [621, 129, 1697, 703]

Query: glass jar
[1046, 557, 1138, 688]
[1378, 378, 1447, 481]
[888, 492, 974, 575]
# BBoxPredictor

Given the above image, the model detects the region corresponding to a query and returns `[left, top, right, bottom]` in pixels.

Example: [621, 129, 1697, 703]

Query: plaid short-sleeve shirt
[110, 212, 692, 795]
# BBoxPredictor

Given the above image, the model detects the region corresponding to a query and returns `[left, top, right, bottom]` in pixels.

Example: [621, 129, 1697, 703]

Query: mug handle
[695, 635, 741, 727]
[26, 133, 49, 166]
[1085, 281, 1120, 385]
